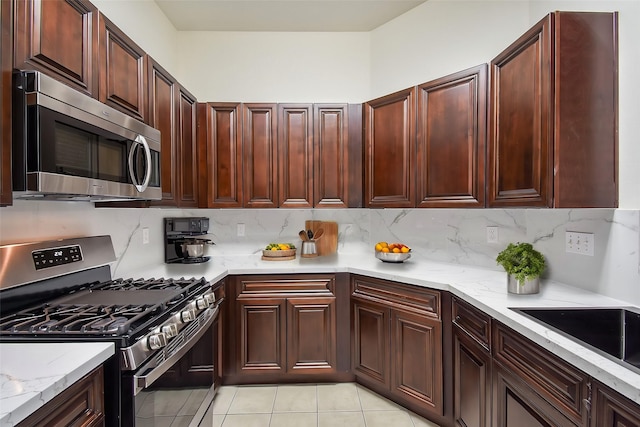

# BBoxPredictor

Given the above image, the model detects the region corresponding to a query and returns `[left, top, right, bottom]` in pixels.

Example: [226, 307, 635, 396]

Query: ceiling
[154, 0, 428, 32]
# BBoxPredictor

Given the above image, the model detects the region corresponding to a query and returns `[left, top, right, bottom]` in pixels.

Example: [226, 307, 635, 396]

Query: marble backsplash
[1, 201, 638, 305]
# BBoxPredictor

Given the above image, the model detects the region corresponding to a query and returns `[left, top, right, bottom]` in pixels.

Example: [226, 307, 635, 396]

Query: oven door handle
[133, 304, 219, 395]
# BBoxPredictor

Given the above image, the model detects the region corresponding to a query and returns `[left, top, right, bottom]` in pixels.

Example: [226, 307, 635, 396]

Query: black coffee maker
[164, 217, 214, 264]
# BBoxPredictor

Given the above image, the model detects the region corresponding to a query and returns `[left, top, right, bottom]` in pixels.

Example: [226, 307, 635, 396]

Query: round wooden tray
[261, 249, 296, 261]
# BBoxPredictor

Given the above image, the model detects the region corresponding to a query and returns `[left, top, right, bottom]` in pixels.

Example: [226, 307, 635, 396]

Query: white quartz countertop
[0, 342, 114, 427]
[126, 250, 640, 405]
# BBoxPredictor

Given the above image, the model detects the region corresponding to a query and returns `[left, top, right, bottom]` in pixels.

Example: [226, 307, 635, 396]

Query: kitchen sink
[511, 307, 640, 374]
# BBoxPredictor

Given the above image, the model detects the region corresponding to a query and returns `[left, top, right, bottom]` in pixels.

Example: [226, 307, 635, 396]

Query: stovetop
[0, 277, 210, 337]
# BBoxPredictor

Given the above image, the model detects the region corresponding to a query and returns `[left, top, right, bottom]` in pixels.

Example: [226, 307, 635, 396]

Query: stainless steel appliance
[12, 70, 162, 201]
[165, 217, 214, 264]
[0, 236, 221, 426]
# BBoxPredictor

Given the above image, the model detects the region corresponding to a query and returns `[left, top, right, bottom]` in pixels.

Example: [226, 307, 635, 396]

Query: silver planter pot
[507, 275, 540, 294]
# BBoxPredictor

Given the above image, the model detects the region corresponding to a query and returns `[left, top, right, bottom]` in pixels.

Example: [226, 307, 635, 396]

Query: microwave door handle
[128, 134, 152, 193]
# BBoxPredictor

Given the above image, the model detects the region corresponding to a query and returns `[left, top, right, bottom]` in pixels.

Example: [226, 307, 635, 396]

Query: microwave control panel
[32, 245, 83, 270]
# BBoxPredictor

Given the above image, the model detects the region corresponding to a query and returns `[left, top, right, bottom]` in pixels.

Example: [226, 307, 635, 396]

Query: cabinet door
[417, 65, 487, 208]
[391, 309, 443, 415]
[287, 297, 336, 373]
[493, 362, 576, 427]
[364, 87, 416, 208]
[199, 103, 243, 208]
[98, 13, 146, 122]
[238, 297, 286, 374]
[147, 57, 177, 205]
[1, 0, 12, 206]
[242, 103, 278, 208]
[352, 297, 389, 388]
[488, 16, 552, 207]
[176, 85, 198, 207]
[454, 327, 491, 427]
[313, 104, 349, 208]
[13, 0, 98, 96]
[278, 104, 313, 208]
[591, 381, 640, 427]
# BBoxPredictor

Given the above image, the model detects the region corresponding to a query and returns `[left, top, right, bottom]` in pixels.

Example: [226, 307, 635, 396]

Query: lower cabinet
[18, 366, 104, 427]
[351, 275, 444, 421]
[591, 380, 640, 427]
[225, 273, 351, 384]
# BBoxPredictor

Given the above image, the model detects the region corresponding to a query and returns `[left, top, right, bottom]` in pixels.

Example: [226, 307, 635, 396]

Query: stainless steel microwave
[12, 70, 162, 201]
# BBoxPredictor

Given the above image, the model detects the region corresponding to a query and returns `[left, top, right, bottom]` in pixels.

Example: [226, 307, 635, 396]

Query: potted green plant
[496, 242, 546, 294]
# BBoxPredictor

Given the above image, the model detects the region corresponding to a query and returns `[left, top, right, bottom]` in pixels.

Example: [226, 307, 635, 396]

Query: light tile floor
[199, 383, 441, 427]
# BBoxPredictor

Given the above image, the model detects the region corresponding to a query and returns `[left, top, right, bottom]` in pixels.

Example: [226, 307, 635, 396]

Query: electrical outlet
[486, 226, 499, 243]
[565, 231, 594, 256]
[142, 227, 150, 245]
[237, 223, 245, 237]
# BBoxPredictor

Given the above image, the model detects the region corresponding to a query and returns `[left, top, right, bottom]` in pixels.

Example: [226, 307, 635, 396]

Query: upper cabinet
[98, 12, 146, 123]
[199, 102, 360, 208]
[488, 12, 618, 208]
[13, 0, 98, 96]
[242, 103, 279, 208]
[147, 57, 198, 207]
[417, 65, 487, 208]
[197, 103, 243, 208]
[364, 88, 416, 208]
[1, 0, 12, 207]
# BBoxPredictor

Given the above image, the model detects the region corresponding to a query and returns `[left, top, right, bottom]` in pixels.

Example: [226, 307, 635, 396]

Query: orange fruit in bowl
[401, 246, 410, 253]
[375, 243, 383, 252]
[392, 247, 401, 253]
[381, 247, 390, 253]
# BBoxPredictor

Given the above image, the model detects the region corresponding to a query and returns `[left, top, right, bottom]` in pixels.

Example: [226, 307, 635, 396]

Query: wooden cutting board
[305, 220, 338, 256]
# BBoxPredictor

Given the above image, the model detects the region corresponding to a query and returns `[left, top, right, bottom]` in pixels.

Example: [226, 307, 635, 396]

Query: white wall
[175, 31, 370, 102]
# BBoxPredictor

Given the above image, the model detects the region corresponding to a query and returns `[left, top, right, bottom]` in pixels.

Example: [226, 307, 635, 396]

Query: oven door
[127, 305, 219, 426]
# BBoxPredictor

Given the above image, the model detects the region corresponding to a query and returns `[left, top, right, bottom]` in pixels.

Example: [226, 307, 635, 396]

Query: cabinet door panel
[417, 65, 487, 208]
[352, 298, 389, 387]
[98, 13, 146, 122]
[278, 104, 313, 208]
[287, 297, 336, 373]
[177, 86, 198, 207]
[147, 58, 177, 204]
[1, 0, 12, 206]
[454, 328, 491, 427]
[238, 298, 286, 373]
[243, 104, 277, 208]
[364, 87, 416, 207]
[13, 0, 98, 96]
[592, 381, 640, 427]
[488, 16, 552, 207]
[391, 309, 443, 415]
[314, 104, 349, 208]
[200, 103, 243, 208]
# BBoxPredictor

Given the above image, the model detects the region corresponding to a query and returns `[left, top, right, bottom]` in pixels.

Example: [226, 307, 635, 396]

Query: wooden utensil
[312, 228, 324, 240]
[299, 230, 309, 242]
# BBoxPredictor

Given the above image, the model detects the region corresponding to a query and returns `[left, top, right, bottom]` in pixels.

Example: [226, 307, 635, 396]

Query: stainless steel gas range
[0, 236, 221, 426]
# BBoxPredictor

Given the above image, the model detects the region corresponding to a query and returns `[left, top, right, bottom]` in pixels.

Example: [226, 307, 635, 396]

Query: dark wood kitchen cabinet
[488, 12, 618, 208]
[13, 0, 99, 97]
[351, 275, 444, 420]
[492, 322, 589, 427]
[176, 84, 199, 207]
[278, 104, 313, 208]
[98, 12, 146, 122]
[452, 297, 492, 427]
[242, 103, 278, 208]
[1, 0, 12, 207]
[417, 64, 487, 208]
[364, 87, 416, 208]
[225, 274, 352, 384]
[198, 102, 243, 208]
[18, 366, 105, 427]
[591, 380, 640, 427]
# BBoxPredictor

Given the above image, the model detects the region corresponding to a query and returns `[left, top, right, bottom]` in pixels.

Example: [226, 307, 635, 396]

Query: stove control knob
[147, 333, 167, 350]
[161, 324, 178, 338]
[195, 297, 210, 310]
[180, 309, 196, 323]
[203, 293, 216, 306]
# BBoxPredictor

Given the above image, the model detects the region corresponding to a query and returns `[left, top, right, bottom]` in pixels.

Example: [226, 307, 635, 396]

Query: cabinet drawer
[236, 274, 335, 296]
[493, 322, 588, 426]
[452, 297, 491, 350]
[351, 275, 440, 318]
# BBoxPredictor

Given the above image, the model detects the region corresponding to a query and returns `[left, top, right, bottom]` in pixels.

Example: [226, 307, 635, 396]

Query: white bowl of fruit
[374, 242, 411, 263]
